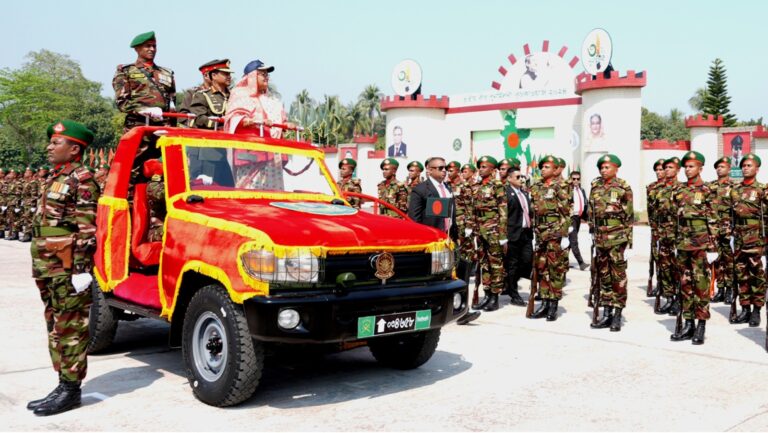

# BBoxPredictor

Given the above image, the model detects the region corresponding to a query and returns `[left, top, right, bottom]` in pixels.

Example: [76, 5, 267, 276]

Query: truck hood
[172, 197, 446, 248]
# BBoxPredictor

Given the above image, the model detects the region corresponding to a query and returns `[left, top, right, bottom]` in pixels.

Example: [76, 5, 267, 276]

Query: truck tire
[368, 328, 441, 370]
[182, 284, 264, 407]
[88, 281, 118, 354]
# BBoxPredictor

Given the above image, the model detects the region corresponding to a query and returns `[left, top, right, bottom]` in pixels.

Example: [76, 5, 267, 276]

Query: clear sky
[2, 0, 766, 121]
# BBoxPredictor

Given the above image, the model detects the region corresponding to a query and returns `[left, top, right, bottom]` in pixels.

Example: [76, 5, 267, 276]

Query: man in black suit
[387, 125, 407, 157]
[504, 167, 533, 306]
[408, 157, 479, 325]
[569, 171, 590, 271]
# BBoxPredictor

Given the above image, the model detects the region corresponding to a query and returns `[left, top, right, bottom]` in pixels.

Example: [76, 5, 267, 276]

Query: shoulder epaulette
[158, 66, 174, 75]
[351, 179, 361, 186]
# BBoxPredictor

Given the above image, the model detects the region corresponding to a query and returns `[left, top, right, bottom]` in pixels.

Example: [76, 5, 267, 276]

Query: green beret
[653, 158, 666, 170]
[477, 155, 498, 167]
[741, 153, 761, 168]
[557, 157, 566, 168]
[461, 163, 476, 172]
[681, 150, 705, 166]
[338, 158, 357, 169]
[447, 161, 461, 169]
[498, 158, 512, 167]
[597, 154, 622, 169]
[664, 157, 681, 167]
[130, 31, 156, 48]
[713, 156, 731, 169]
[380, 158, 399, 169]
[408, 160, 424, 171]
[47, 120, 94, 148]
[540, 155, 558, 166]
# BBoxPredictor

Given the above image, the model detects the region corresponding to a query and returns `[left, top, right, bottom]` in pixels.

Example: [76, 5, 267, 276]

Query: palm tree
[358, 84, 382, 132]
[289, 89, 315, 128]
[688, 87, 707, 112]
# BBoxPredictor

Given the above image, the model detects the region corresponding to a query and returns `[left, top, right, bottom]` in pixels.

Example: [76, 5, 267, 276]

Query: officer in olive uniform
[27, 120, 100, 416]
[646, 158, 666, 296]
[470, 156, 508, 312]
[669, 151, 718, 344]
[178, 62, 213, 116]
[729, 153, 768, 327]
[377, 158, 408, 217]
[708, 157, 735, 304]
[112, 31, 176, 130]
[189, 59, 233, 130]
[336, 158, 362, 209]
[589, 154, 634, 332]
[529, 155, 570, 321]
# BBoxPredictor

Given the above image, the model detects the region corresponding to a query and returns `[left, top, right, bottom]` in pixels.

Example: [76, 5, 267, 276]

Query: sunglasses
[431, 166, 446, 171]
[571, 177, 581, 181]
[512, 175, 521, 179]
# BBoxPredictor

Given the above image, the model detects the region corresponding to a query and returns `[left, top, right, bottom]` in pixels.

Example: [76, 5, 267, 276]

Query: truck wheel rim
[192, 311, 228, 382]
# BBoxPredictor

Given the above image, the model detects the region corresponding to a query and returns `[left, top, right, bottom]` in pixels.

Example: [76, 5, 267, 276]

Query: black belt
[679, 219, 707, 227]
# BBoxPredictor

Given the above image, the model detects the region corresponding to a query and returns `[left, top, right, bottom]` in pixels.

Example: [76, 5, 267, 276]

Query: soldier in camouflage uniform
[708, 157, 735, 304]
[555, 158, 574, 283]
[729, 153, 768, 327]
[589, 154, 634, 332]
[446, 161, 463, 191]
[336, 158, 362, 209]
[468, 156, 508, 312]
[529, 155, 571, 321]
[377, 158, 408, 217]
[4, 169, 20, 240]
[655, 157, 682, 315]
[144, 159, 166, 242]
[93, 163, 109, 192]
[188, 60, 233, 130]
[27, 120, 99, 416]
[667, 151, 718, 344]
[454, 163, 479, 288]
[405, 160, 423, 199]
[19, 167, 41, 242]
[646, 158, 666, 296]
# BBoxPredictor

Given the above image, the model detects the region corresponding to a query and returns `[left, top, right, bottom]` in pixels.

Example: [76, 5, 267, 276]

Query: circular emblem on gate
[452, 138, 462, 151]
[372, 252, 395, 283]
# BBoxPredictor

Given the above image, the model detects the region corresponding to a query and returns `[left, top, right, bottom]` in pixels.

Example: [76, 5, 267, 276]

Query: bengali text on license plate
[357, 310, 431, 338]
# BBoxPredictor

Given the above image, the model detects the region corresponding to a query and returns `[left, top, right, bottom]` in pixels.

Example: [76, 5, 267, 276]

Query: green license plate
[357, 309, 431, 339]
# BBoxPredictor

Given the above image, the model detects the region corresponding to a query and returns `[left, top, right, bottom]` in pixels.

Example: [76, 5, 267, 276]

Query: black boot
[475, 290, 492, 310]
[730, 305, 751, 324]
[724, 287, 734, 304]
[712, 288, 725, 303]
[671, 319, 695, 341]
[27, 381, 65, 411]
[483, 293, 499, 312]
[610, 308, 623, 332]
[692, 320, 706, 345]
[668, 297, 681, 316]
[590, 306, 613, 329]
[546, 300, 559, 321]
[657, 297, 673, 314]
[33, 380, 81, 416]
[531, 300, 549, 319]
[508, 284, 526, 306]
[749, 306, 762, 327]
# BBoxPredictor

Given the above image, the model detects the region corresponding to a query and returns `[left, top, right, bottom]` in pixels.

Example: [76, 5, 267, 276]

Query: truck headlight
[431, 245, 454, 274]
[241, 248, 320, 283]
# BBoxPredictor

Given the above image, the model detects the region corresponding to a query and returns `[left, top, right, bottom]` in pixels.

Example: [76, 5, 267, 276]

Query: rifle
[588, 199, 600, 324]
[673, 211, 683, 334]
[647, 232, 655, 297]
[526, 214, 539, 318]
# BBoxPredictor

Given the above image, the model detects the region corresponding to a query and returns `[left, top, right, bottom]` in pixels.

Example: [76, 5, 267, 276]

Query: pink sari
[223, 70, 287, 138]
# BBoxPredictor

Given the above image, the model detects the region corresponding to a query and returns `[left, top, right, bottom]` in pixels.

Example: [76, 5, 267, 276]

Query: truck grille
[323, 252, 431, 285]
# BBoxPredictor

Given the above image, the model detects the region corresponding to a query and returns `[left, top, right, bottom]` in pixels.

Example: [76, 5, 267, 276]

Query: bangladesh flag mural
[500, 110, 534, 175]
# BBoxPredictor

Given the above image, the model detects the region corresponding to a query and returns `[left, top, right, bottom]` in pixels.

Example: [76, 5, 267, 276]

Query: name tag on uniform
[610, 191, 618, 203]
[749, 191, 757, 201]
[47, 192, 61, 200]
[545, 189, 554, 199]
[129, 73, 146, 79]
[693, 192, 702, 205]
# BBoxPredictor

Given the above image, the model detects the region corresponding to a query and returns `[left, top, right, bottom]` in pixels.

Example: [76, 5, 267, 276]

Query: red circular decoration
[431, 200, 443, 215]
[507, 133, 520, 148]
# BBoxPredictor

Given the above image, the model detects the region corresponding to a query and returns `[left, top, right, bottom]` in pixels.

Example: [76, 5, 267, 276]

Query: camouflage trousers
[10, 207, 23, 235]
[657, 238, 678, 298]
[35, 276, 92, 382]
[734, 250, 767, 307]
[650, 230, 659, 264]
[714, 235, 734, 292]
[595, 243, 628, 308]
[535, 238, 566, 300]
[478, 237, 505, 294]
[17, 208, 34, 239]
[676, 249, 711, 320]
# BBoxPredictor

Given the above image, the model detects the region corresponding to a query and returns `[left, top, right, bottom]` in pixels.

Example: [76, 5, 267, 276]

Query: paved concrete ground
[2, 225, 768, 431]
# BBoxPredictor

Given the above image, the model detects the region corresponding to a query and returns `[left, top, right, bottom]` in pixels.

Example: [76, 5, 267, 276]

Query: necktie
[517, 190, 530, 228]
[438, 182, 451, 232]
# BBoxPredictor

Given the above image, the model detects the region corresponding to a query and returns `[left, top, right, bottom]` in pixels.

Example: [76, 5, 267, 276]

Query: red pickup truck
[89, 126, 468, 406]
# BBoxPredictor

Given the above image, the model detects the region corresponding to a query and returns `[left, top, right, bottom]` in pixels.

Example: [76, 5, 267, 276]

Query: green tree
[688, 87, 708, 112]
[702, 58, 736, 127]
[0, 49, 118, 166]
[358, 84, 382, 134]
[640, 107, 688, 141]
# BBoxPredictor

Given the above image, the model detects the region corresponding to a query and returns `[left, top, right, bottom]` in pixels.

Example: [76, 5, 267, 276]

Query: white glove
[30, 207, 36, 213]
[730, 236, 735, 252]
[138, 107, 164, 120]
[464, 228, 473, 237]
[624, 248, 634, 261]
[568, 226, 574, 234]
[14, 208, 20, 213]
[1, 206, 6, 212]
[560, 237, 570, 249]
[499, 239, 508, 246]
[196, 174, 213, 186]
[706, 252, 718, 264]
[762, 256, 767, 270]
[71, 273, 93, 293]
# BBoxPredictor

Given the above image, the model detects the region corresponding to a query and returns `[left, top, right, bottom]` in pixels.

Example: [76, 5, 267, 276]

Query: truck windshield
[185, 145, 335, 196]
